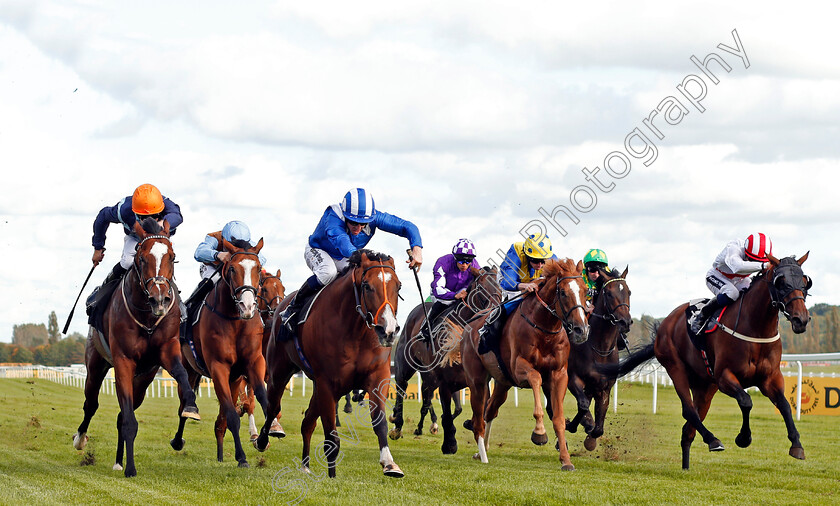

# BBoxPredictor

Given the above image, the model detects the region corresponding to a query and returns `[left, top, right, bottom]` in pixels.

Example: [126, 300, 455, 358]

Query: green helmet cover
[584, 248, 608, 266]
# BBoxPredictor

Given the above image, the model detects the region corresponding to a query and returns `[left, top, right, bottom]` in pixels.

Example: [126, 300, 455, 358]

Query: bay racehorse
[462, 258, 589, 470]
[73, 219, 199, 477]
[170, 237, 270, 467]
[390, 266, 502, 455]
[564, 267, 631, 451]
[601, 253, 811, 469]
[256, 250, 404, 478]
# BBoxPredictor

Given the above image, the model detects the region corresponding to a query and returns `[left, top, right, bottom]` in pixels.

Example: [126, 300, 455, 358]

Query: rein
[353, 263, 397, 328]
[589, 277, 630, 327]
[520, 275, 586, 335]
[120, 273, 175, 334]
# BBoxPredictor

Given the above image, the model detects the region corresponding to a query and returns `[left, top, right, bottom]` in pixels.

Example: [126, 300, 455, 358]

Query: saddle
[275, 286, 325, 343]
[85, 277, 123, 334]
[685, 298, 729, 346]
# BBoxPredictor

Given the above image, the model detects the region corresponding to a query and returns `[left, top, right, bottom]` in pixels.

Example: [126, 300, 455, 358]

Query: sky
[1, 1, 839, 343]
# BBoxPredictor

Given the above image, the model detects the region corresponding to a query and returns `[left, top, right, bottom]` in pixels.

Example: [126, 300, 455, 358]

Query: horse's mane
[542, 258, 578, 277]
[339, 249, 393, 275]
[139, 217, 163, 235]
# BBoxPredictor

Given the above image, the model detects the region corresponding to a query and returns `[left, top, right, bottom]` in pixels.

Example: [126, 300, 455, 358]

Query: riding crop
[62, 264, 97, 334]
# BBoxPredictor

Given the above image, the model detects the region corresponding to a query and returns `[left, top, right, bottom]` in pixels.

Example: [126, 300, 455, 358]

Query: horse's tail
[596, 322, 659, 379]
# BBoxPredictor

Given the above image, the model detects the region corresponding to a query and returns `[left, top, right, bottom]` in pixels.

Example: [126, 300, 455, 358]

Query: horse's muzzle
[374, 325, 398, 347]
[568, 324, 590, 345]
[150, 296, 171, 317]
[790, 315, 810, 334]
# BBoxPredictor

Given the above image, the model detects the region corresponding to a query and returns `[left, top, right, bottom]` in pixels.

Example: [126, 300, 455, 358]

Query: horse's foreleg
[761, 372, 805, 460]
[113, 359, 138, 477]
[516, 358, 547, 447]
[483, 382, 510, 455]
[343, 392, 353, 414]
[74, 348, 110, 450]
[717, 370, 753, 449]
[170, 369, 200, 452]
[245, 356, 270, 443]
[548, 368, 574, 471]
[586, 381, 614, 451]
[210, 366, 247, 467]
[367, 376, 404, 478]
[388, 362, 412, 440]
[565, 375, 590, 434]
[439, 385, 457, 455]
[453, 390, 463, 419]
[160, 342, 200, 420]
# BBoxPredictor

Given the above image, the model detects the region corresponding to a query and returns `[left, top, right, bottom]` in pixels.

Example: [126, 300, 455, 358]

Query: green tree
[10, 346, 34, 364]
[0, 343, 10, 362]
[47, 311, 60, 345]
[12, 323, 48, 348]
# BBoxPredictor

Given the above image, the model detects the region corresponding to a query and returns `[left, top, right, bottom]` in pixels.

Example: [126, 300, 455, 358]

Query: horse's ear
[575, 259, 584, 273]
[162, 220, 171, 236]
[254, 237, 264, 253]
[767, 253, 780, 266]
[221, 237, 235, 253]
[276, 269, 282, 278]
[132, 220, 145, 238]
[797, 251, 809, 266]
[621, 265, 629, 278]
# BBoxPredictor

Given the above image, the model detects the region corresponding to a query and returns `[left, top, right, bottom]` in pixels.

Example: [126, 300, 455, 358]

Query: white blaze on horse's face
[237, 258, 258, 318]
[570, 279, 586, 316]
[380, 303, 398, 336]
[378, 271, 392, 284]
[149, 242, 169, 278]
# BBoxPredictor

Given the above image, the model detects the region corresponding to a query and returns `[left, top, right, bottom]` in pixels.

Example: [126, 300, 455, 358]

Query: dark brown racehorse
[256, 250, 404, 478]
[602, 253, 811, 469]
[73, 219, 199, 477]
[565, 267, 631, 451]
[230, 268, 287, 442]
[389, 266, 502, 455]
[170, 237, 270, 467]
[462, 258, 589, 470]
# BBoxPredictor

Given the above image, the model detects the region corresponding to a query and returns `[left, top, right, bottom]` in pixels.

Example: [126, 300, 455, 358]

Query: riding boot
[86, 263, 128, 315]
[690, 294, 729, 335]
[420, 301, 447, 343]
[477, 306, 507, 355]
[280, 275, 322, 330]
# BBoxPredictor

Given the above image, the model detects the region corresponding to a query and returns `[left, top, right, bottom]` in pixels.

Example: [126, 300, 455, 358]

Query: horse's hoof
[584, 436, 598, 451]
[441, 440, 458, 455]
[463, 419, 473, 431]
[789, 446, 805, 460]
[269, 421, 286, 438]
[73, 432, 88, 450]
[170, 437, 185, 451]
[389, 428, 402, 440]
[181, 406, 201, 421]
[472, 452, 481, 460]
[561, 464, 576, 471]
[531, 431, 548, 446]
[735, 433, 752, 448]
[413, 427, 423, 436]
[255, 436, 269, 452]
[238, 461, 250, 468]
[565, 420, 578, 433]
[113, 463, 123, 471]
[708, 439, 725, 452]
[383, 463, 404, 478]
[124, 467, 136, 478]
[430, 423, 439, 435]
[253, 439, 268, 451]
[388, 414, 396, 423]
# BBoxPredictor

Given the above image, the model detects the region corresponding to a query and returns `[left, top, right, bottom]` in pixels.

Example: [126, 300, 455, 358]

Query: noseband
[133, 235, 175, 301]
[590, 277, 630, 327]
[353, 263, 398, 328]
[222, 251, 261, 304]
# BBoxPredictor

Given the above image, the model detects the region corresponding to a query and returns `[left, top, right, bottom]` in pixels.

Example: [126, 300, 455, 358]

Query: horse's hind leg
[299, 388, 320, 474]
[483, 382, 511, 456]
[565, 376, 591, 435]
[159, 340, 200, 420]
[761, 372, 805, 460]
[439, 385, 458, 454]
[388, 360, 412, 440]
[74, 343, 110, 450]
[717, 370, 753, 449]
[586, 382, 614, 451]
[416, 379, 437, 436]
[453, 390, 462, 419]
[679, 380, 720, 470]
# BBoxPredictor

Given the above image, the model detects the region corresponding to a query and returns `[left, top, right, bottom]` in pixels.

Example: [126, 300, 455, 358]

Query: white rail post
[796, 361, 803, 421]
[652, 367, 659, 414]
[613, 378, 618, 413]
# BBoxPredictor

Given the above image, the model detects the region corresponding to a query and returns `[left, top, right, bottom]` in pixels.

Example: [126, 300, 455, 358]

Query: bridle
[590, 277, 630, 327]
[588, 277, 630, 356]
[122, 234, 176, 334]
[522, 275, 587, 335]
[766, 260, 811, 321]
[206, 250, 261, 320]
[257, 275, 284, 320]
[353, 263, 399, 328]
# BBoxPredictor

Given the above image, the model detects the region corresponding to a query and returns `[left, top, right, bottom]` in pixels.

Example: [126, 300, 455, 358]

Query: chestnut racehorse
[564, 267, 631, 451]
[170, 237, 270, 468]
[462, 258, 589, 470]
[256, 250, 404, 478]
[390, 266, 502, 455]
[73, 219, 199, 477]
[601, 253, 811, 469]
[230, 268, 287, 442]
